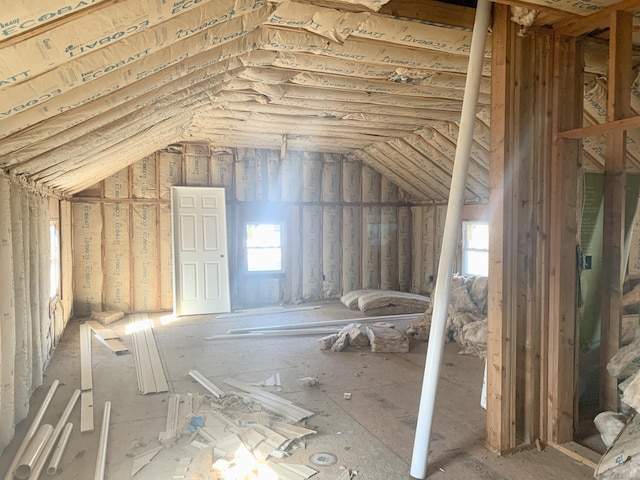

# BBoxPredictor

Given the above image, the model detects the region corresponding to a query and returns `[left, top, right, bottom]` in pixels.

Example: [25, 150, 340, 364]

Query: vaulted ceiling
[0, 0, 638, 201]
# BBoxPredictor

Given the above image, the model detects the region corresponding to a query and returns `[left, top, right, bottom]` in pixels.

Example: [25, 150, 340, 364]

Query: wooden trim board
[130, 314, 168, 394]
[85, 320, 119, 339]
[93, 335, 129, 355]
[80, 390, 94, 433]
[159, 394, 180, 444]
[188, 370, 225, 398]
[79, 323, 93, 391]
[223, 378, 313, 422]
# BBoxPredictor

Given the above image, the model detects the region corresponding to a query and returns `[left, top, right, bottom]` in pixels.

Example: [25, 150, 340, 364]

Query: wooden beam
[548, 33, 582, 444]
[554, 0, 640, 37]
[559, 114, 640, 139]
[378, 0, 476, 29]
[600, 10, 633, 412]
[487, 3, 517, 454]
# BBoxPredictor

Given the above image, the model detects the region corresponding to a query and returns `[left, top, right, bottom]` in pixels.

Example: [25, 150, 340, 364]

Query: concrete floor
[0, 301, 595, 479]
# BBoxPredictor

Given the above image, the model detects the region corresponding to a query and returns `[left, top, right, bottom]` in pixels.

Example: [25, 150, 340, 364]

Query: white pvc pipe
[94, 401, 112, 480]
[3, 379, 59, 480]
[409, 0, 492, 478]
[30, 389, 81, 480]
[14, 424, 53, 479]
[47, 422, 73, 475]
[226, 313, 421, 333]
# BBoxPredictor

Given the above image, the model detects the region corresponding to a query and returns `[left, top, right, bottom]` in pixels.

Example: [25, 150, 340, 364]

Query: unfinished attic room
[7, 0, 640, 479]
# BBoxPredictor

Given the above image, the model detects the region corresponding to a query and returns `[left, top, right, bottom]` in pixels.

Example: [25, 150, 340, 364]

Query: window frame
[461, 221, 489, 277]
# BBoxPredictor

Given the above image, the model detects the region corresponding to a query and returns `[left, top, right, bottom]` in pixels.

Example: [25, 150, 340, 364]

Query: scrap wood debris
[140, 372, 321, 479]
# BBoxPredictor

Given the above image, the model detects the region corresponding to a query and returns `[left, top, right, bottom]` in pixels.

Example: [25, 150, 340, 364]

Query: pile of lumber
[138, 372, 320, 480]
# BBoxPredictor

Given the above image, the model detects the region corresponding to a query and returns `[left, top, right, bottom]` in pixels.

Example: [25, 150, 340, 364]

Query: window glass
[50, 222, 60, 298]
[246, 223, 283, 272]
[462, 222, 489, 277]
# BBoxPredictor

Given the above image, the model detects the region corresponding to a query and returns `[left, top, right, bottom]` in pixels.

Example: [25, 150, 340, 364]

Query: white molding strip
[188, 370, 225, 398]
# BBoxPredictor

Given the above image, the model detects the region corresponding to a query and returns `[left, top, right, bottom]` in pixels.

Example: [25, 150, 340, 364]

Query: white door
[171, 187, 230, 316]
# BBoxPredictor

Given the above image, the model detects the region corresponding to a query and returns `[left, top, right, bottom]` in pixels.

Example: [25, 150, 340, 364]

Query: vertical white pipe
[14, 424, 53, 479]
[3, 380, 59, 480]
[30, 389, 81, 480]
[47, 422, 73, 475]
[409, 0, 492, 478]
[94, 401, 112, 480]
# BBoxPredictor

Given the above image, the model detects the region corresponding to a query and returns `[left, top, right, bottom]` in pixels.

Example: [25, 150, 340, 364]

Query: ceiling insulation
[0, 0, 638, 200]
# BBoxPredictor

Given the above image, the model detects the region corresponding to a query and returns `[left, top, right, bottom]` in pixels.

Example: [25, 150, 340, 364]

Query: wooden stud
[487, 3, 517, 453]
[600, 10, 633, 412]
[534, 31, 555, 444]
[548, 33, 583, 444]
[513, 31, 537, 445]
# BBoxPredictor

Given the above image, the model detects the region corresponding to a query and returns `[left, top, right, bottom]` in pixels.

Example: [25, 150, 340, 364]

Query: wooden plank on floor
[223, 378, 313, 421]
[131, 314, 168, 394]
[144, 325, 169, 392]
[81, 389, 94, 432]
[85, 320, 119, 339]
[549, 441, 599, 470]
[94, 335, 129, 355]
[159, 394, 180, 444]
[80, 323, 93, 391]
[188, 370, 225, 397]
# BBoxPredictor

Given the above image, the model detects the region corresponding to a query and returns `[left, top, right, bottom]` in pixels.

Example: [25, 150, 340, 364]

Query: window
[246, 223, 284, 272]
[50, 221, 60, 299]
[462, 222, 489, 277]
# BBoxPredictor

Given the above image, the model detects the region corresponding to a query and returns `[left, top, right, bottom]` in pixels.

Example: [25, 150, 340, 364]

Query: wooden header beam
[554, 0, 640, 37]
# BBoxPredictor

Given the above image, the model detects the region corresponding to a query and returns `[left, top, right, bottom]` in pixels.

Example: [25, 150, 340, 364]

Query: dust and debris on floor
[0, 300, 595, 480]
